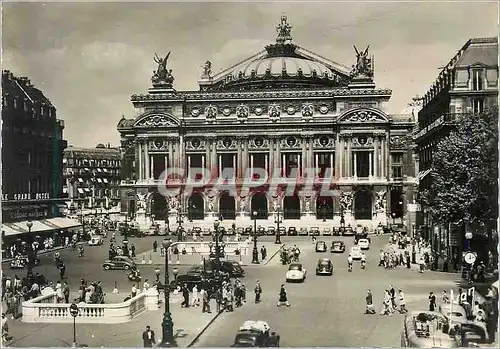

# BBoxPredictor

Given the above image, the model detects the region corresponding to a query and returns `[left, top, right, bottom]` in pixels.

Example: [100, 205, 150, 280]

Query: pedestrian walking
[378, 250, 385, 267]
[153, 241, 158, 253]
[191, 285, 200, 307]
[181, 284, 189, 308]
[428, 292, 436, 311]
[131, 244, 136, 258]
[277, 284, 290, 307]
[254, 280, 262, 303]
[55, 281, 63, 303]
[441, 290, 449, 304]
[143, 279, 150, 292]
[398, 290, 407, 314]
[365, 289, 375, 314]
[389, 285, 397, 310]
[200, 288, 211, 313]
[142, 325, 156, 347]
[419, 255, 425, 273]
[260, 246, 267, 260]
[63, 282, 70, 303]
[131, 284, 137, 298]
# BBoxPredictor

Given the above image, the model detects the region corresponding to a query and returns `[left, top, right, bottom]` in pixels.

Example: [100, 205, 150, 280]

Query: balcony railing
[413, 113, 467, 141]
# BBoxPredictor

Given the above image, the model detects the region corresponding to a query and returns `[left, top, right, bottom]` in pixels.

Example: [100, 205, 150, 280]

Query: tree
[424, 108, 498, 230]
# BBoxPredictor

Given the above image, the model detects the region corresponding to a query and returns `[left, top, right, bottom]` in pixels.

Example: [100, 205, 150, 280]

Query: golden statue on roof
[276, 14, 292, 44]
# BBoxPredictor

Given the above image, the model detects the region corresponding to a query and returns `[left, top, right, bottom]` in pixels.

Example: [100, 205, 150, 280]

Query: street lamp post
[398, 201, 403, 224]
[160, 239, 177, 347]
[392, 212, 396, 226]
[465, 231, 473, 251]
[252, 211, 260, 264]
[274, 207, 282, 245]
[26, 221, 34, 277]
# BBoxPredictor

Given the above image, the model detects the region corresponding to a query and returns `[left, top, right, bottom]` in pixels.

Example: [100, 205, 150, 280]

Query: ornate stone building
[118, 16, 416, 231]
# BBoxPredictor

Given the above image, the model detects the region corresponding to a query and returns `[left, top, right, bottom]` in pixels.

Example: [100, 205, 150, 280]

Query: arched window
[188, 194, 204, 220]
[283, 195, 300, 219]
[219, 194, 236, 220]
[354, 191, 372, 220]
[250, 193, 268, 219]
[316, 196, 334, 220]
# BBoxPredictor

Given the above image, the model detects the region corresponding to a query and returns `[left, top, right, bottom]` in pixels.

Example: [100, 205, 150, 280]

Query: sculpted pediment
[337, 108, 389, 123]
[134, 113, 180, 128]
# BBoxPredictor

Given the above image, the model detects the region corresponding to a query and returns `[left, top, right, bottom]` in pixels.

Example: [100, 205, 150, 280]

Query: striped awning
[77, 188, 84, 194]
[103, 178, 108, 183]
[97, 168, 102, 172]
[103, 169, 108, 173]
[41, 218, 81, 229]
[97, 178, 102, 183]
[84, 188, 91, 192]
[417, 169, 432, 181]
[78, 178, 84, 183]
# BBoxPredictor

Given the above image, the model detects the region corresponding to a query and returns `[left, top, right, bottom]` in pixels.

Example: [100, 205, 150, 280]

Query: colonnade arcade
[143, 188, 385, 224]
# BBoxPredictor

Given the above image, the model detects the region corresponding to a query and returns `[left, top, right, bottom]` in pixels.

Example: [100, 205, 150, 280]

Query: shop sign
[10, 193, 50, 201]
[6, 209, 48, 221]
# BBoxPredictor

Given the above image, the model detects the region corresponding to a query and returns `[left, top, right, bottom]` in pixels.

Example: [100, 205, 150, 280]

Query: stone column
[330, 153, 334, 179]
[369, 152, 373, 177]
[150, 155, 154, 180]
[233, 154, 236, 179]
[301, 138, 307, 176]
[205, 139, 211, 173]
[218, 154, 223, 177]
[242, 138, 249, 178]
[275, 138, 281, 176]
[337, 135, 343, 178]
[374, 136, 380, 178]
[179, 135, 185, 170]
[268, 138, 274, 174]
[212, 139, 218, 177]
[187, 155, 192, 178]
[138, 141, 143, 180]
[353, 152, 357, 177]
[237, 138, 243, 179]
[264, 154, 268, 172]
[168, 141, 174, 170]
[308, 136, 314, 170]
[346, 136, 352, 178]
[164, 155, 168, 172]
[144, 142, 150, 180]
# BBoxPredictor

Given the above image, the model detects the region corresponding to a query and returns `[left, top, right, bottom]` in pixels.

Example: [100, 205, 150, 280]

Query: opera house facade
[117, 16, 417, 232]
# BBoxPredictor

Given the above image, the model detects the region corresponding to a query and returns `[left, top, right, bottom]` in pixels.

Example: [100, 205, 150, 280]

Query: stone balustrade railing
[22, 288, 160, 324]
[168, 241, 250, 255]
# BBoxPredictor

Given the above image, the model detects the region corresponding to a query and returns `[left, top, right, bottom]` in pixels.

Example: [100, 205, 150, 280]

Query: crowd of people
[364, 285, 408, 315]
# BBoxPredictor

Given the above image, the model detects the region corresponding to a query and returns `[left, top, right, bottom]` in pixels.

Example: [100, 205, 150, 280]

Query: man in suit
[142, 325, 156, 347]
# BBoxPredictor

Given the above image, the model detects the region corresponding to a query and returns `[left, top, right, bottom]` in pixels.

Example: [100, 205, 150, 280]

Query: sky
[2, 1, 498, 148]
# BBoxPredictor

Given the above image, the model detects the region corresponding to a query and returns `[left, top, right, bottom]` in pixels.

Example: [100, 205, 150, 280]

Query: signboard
[407, 203, 421, 212]
[3, 193, 51, 201]
[70, 303, 79, 317]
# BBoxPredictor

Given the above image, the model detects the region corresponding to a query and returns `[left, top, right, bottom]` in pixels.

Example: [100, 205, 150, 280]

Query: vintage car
[286, 263, 307, 282]
[315, 241, 328, 252]
[192, 226, 202, 236]
[88, 235, 104, 246]
[257, 226, 266, 236]
[278, 226, 286, 237]
[299, 227, 309, 236]
[310, 227, 320, 236]
[322, 228, 332, 236]
[349, 246, 363, 260]
[330, 241, 345, 253]
[226, 228, 236, 236]
[171, 266, 230, 291]
[102, 256, 136, 271]
[202, 228, 212, 236]
[439, 303, 489, 342]
[401, 311, 461, 348]
[357, 238, 370, 250]
[316, 258, 333, 275]
[332, 227, 341, 236]
[287, 227, 298, 236]
[244, 226, 253, 236]
[233, 321, 272, 347]
[10, 256, 40, 269]
[343, 226, 355, 236]
[267, 226, 276, 236]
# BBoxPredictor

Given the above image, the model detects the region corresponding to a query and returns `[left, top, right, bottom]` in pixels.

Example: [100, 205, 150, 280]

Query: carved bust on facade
[268, 104, 281, 119]
[240, 199, 246, 212]
[236, 104, 249, 119]
[136, 193, 147, 211]
[301, 103, 314, 117]
[205, 106, 217, 119]
[374, 190, 386, 212]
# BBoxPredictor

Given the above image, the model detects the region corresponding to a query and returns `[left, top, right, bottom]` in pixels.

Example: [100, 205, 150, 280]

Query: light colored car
[89, 235, 104, 246]
[286, 263, 307, 282]
[358, 238, 370, 250]
[349, 246, 362, 260]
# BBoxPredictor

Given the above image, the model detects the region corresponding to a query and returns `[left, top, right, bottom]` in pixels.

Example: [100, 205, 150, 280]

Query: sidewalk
[1, 243, 86, 265]
[5, 295, 220, 347]
[135, 243, 283, 267]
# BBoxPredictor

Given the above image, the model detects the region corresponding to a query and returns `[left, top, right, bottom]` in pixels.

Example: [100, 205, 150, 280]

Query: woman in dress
[277, 284, 290, 307]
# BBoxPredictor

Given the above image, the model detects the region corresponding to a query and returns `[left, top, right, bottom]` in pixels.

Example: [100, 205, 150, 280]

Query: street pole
[252, 211, 260, 264]
[73, 316, 76, 348]
[275, 207, 282, 244]
[160, 240, 177, 347]
[26, 222, 33, 278]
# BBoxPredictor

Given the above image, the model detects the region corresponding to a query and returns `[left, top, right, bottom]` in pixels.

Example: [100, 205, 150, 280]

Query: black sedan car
[103, 256, 136, 270]
[316, 258, 333, 275]
[330, 241, 346, 253]
[315, 241, 327, 252]
[287, 227, 298, 236]
[310, 227, 320, 236]
[299, 227, 309, 236]
[243, 226, 253, 236]
[267, 226, 276, 236]
[257, 226, 266, 236]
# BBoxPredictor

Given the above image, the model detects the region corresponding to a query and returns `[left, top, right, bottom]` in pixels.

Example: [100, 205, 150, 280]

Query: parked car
[315, 241, 327, 252]
[287, 227, 298, 236]
[299, 227, 309, 236]
[286, 263, 307, 282]
[330, 241, 345, 253]
[343, 226, 354, 236]
[322, 228, 332, 236]
[202, 228, 211, 236]
[236, 227, 244, 236]
[310, 227, 320, 236]
[332, 227, 341, 236]
[89, 235, 104, 246]
[192, 226, 202, 236]
[357, 238, 370, 250]
[257, 226, 266, 236]
[103, 256, 136, 271]
[267, 226, 276, 235]
[172, 266, 230, 291]
[226, 228, 236, 236]
[278, 226, 286, 237]
[200, 260, 246, 278]
[244, 226, 253, 236]
[316, 258, 334, 275]
[349, 246, 363, 260]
